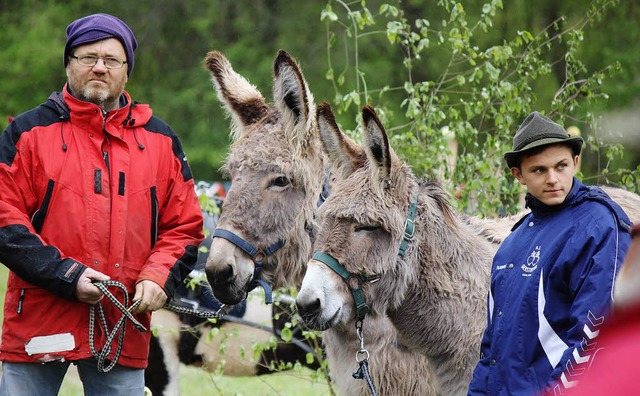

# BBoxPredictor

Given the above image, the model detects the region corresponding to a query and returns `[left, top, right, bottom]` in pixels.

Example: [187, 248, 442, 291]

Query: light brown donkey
[296, 104, 497, 395]
[203, 51, 437, 395]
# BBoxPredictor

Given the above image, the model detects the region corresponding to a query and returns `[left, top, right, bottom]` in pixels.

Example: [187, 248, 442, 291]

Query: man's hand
[132, 280, 168, 314]
[75, 267, 110, 305]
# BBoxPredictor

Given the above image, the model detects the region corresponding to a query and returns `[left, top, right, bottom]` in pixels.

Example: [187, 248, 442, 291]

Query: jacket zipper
[102, 112, 111, 179]
[150, 186, 158, 248]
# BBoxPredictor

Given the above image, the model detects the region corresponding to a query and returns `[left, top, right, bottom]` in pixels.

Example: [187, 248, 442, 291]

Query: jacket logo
[521, 246, 541, 275]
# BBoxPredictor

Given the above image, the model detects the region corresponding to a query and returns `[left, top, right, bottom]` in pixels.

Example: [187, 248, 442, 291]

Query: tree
[321, 0, 638, 215]
[0, 1, 637, 190]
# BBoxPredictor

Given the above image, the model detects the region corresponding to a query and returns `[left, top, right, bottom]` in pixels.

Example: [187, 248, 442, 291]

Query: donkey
[296, 104, 640, 395]
[203, 50, 438, 395]
[296, 104, 500, 395]
[145, 189, 318, 396]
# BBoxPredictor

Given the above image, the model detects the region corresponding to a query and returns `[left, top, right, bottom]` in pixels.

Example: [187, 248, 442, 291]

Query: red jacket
[544, 303, 640, 396]
[0, 85, 204, 368]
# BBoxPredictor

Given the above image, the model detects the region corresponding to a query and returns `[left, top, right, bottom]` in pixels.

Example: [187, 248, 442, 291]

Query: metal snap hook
[356, 348, 370, 362]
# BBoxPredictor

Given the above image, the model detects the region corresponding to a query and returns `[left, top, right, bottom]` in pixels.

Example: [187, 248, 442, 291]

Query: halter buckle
[404, 217, 415, 239]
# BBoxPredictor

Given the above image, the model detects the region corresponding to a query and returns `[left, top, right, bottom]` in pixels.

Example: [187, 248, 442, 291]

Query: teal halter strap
[398, 191, 419, 258]
[312, 251, 378, 321]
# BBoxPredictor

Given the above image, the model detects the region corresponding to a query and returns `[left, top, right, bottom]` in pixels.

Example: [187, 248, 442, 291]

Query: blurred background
[1, 0, 638, 212]
[0, 1, 638, 394]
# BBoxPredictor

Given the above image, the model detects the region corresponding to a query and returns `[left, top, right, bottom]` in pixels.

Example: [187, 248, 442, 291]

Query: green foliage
[0, 3, 73, 113]
[0, 1, 638, 189]
[322, 0, 638, 215]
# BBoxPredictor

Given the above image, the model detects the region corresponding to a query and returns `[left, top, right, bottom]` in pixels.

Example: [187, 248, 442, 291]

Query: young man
[468, 111, 632, 395]
[0, 14, 204, 395]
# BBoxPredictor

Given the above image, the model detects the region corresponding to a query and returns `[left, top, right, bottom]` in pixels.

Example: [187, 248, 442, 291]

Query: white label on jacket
[521, 245, 541, 275]
[25, 333, 75, 355]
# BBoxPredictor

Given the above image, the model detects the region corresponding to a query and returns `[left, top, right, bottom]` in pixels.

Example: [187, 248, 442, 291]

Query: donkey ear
[317, 102, 365, 179]
[203, 51, 269, 142]
[272, 50, 316, 152]
[362, 105, 392, 187]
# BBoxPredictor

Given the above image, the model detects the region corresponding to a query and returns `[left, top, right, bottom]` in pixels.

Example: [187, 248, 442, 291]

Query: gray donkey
[203, 50, 437, 395]
[296, 104, 499, 395]
[295, 103, 640, 395]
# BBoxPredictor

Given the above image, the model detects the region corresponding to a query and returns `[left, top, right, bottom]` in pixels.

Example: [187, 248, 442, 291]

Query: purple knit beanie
[64, 13, 137, 77]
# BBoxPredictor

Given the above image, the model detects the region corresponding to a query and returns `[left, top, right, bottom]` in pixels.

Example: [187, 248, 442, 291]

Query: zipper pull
[17, 289, 25, 314]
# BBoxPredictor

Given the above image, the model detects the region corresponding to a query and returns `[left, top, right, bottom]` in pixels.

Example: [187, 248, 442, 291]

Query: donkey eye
[354, 224, 379, 233]
[269, 176, 290, 188]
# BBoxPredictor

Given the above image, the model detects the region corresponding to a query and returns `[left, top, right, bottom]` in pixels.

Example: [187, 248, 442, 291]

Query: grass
[57, 363, 332, 395]
[0, 266, 333, 395]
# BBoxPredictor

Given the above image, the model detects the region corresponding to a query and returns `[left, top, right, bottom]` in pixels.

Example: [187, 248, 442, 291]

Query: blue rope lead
[353, 359, 379, 396]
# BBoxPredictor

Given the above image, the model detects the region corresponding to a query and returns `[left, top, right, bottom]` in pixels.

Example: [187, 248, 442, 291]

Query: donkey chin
[207, 275, 251, 305]
[297, 305, 344, 331]
[301, 310, 340, 331]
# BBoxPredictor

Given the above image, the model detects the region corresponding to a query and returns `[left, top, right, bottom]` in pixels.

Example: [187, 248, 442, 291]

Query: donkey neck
[387, 189, 492, 388]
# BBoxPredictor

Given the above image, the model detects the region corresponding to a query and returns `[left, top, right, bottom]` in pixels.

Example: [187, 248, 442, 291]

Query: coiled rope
[89, 280, 231, 372]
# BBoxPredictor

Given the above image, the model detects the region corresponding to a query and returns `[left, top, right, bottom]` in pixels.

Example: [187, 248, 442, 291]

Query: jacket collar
[525, 178, 632, 232]
[525, 177, 586, 216]
[48, 84, 152, 133]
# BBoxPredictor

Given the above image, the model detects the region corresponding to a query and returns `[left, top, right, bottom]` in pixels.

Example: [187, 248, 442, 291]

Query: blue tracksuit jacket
[468, 178, 632, 395]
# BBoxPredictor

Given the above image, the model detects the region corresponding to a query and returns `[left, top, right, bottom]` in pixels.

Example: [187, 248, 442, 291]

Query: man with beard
[0, 13, 204, 395]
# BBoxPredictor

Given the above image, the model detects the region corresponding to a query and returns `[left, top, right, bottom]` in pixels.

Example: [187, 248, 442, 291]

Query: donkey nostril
[205, 263, 235, 286]
[214, 264, 235, 284]
[297, 297, 321, 316]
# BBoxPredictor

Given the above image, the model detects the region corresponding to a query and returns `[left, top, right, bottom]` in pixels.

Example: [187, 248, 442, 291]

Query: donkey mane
[417, 179, 457, 227]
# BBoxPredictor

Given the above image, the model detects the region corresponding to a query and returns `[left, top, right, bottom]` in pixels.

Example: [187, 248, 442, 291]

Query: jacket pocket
[31, 179, 55, 234]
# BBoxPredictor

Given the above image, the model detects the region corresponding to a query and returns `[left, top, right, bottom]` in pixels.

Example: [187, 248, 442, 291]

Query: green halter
[312, 251, 379, 321]
[398, 191, 419, 258]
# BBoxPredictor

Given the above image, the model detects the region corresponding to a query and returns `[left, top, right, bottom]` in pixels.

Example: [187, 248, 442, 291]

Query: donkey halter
[311, 251, 380, 321]
[313, 190, 419, 321]
[209, 169, 332, 304]
[212, 228, 284, 303]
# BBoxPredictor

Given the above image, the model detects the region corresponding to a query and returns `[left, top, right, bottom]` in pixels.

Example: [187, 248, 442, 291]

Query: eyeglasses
[70, 55, 127, 69]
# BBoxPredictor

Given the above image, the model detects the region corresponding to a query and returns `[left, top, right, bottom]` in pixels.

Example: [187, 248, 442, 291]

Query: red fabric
[0, 86, 203, 368]
[560, 303, 640, 395]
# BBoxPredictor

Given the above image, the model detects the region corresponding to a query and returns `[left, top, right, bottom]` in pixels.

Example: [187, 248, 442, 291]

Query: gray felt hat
[504, 111, 583, 168]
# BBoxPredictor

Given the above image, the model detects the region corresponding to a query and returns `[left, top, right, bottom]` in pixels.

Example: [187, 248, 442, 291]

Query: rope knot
[89, 280, 146, 372]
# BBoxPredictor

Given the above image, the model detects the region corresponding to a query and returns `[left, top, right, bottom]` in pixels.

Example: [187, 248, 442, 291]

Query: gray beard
[71, 86, 120, 112]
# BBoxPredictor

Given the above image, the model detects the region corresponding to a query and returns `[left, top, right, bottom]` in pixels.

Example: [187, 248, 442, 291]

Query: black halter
[211, 167, 332, 304]
[211, 228, 284, 303]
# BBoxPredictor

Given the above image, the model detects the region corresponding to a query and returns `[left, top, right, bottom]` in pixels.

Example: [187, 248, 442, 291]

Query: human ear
[511, 167, 526, 186]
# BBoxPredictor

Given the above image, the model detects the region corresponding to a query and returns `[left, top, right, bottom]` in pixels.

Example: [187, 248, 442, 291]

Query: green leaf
[320, 5, 338, 22]
[306, 352, 315, 365]
[280, 327, 293, 342]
